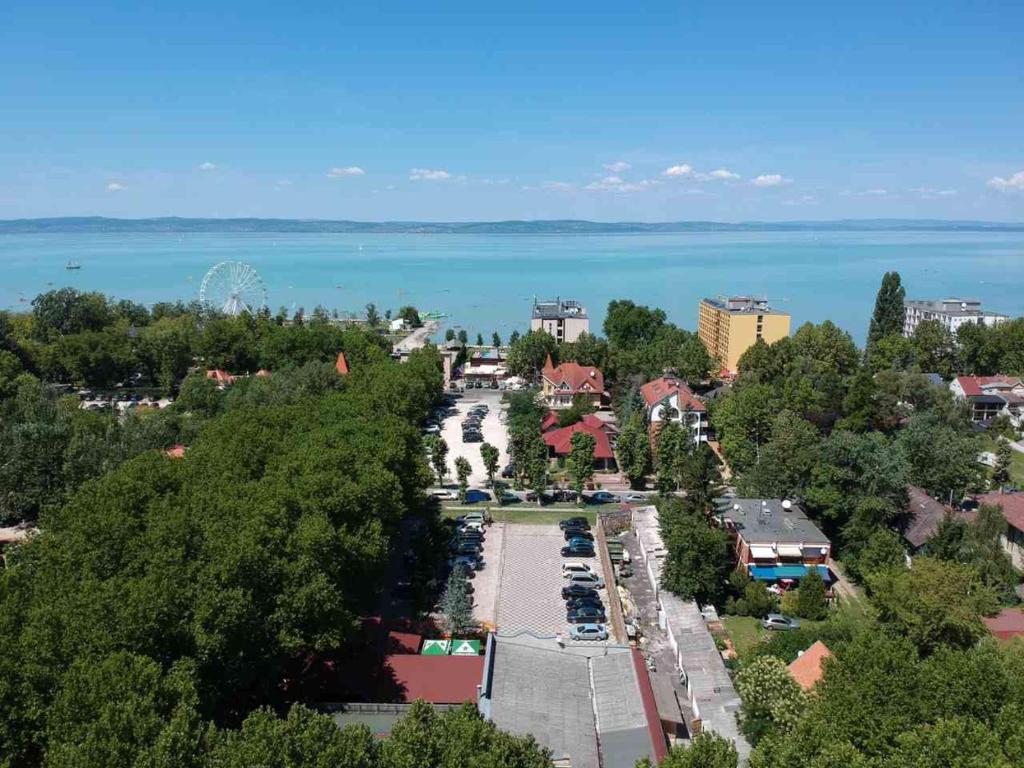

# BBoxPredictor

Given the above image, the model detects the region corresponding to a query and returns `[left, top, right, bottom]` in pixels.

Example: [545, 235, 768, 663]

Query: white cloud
[541, 180, 574, 191]
[910, 187, 957, 197]
[663, 164, 694, 177]
[704, 168, 741, 181]
[273, 180, 293, 191]
[198, 161, 217, 171]
[988, 171, 1024, 191]
[857, 188, 889, 197]
[603, 161, 631, 173]
[751, 174, 792, 187]
[409, 168, 451, 181]
[327, 166, 366, 178]
[106, 182, 124, 192]
[783, 194, 818, 206]
[584, 175, 656, 193]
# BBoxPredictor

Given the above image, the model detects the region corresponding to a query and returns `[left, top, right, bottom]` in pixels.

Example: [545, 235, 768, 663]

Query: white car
[565, 572, 604, 589]
[561, 562, 594, 577]
[459, 521, 484, 533]
[622, 493, 647, 503]
[569, 623, 608, 641]
[430, 489, 457, 501]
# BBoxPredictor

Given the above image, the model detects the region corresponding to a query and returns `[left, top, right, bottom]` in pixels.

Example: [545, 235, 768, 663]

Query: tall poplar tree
[867, 271, 906, 349]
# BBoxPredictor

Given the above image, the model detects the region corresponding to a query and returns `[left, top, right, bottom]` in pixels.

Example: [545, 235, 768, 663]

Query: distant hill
[2, 217, 1023, 234]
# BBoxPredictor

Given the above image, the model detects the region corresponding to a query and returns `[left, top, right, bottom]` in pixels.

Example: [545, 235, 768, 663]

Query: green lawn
[441, 506, 597, 526]
[981, 436, 1024, 485]
[721, 595, 869, 659]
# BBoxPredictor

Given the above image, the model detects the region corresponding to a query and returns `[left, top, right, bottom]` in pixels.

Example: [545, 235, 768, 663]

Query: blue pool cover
[749, 565, 834, 583]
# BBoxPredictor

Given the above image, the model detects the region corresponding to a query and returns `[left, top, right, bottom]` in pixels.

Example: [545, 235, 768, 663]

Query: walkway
[393, 320, 440, 354]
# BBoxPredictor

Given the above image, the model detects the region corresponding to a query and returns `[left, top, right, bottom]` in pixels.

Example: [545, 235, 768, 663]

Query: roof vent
[782, 499, 792, 510]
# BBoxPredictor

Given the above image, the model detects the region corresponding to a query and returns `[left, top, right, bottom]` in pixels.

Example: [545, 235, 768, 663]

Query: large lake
[2, 231, 1022, 344]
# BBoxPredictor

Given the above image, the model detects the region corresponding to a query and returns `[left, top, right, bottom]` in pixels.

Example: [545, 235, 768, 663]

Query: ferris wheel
[198, 261, 268, 316]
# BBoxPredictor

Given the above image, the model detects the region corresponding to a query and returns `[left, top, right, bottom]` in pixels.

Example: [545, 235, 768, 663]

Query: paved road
[393, 320, 440, 353]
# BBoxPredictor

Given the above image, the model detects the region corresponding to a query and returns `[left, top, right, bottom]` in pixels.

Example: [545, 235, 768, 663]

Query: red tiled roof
[983, 608, 1024, 640]
[384, 655, 484, 704]
[787, 641, 832, 691]
[164, 444, 186, 459]
[639, 377, 706, 412]
[541, 411, 560, 432]
[956, 375, 1022, 397]
[387, 631, 423, 654]
[542, 360, 604, 395]
[976, 491, 1024, 532]
[335, 351, 350, 376]
[206, 369, 236, 384]
[543, 421, 614, 460]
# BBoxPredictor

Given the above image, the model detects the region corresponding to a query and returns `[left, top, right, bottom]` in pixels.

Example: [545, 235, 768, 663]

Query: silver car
[761, 613, 801, 631]
[569, 623, 608, 641]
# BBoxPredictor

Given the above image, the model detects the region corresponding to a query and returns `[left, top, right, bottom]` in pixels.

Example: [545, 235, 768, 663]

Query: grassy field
[720, 597, 868, 658]
[981, 436, 1024, 485]
[441, 506, 597, 526]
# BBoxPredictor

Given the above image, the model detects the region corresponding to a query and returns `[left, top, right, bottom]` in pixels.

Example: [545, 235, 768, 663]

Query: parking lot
[440, 388, 510, 486]
[487, 524, 608, 639]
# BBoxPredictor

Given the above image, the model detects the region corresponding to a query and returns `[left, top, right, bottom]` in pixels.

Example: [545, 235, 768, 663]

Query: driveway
[494, 524, 608, 640]
[440, 388, 510, 486]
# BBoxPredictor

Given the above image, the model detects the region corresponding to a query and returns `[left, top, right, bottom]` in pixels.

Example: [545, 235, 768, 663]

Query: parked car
[588, 491, 619, 504]
[562, 584, 600, 600]
[464, 489, 492, 503]
[565, 536, 594, 550]
[569, 623, 609, 641]
[566, 596, 604, 611]
[567, 605, 607, 623]
[565, 572, 604, 589]
[463, 432, 483, 443]
[525, 491, 552, 503]
[450, 556, 478, 573]
[551, 489, 575, 502]
[561, 543, 596, 557]
[430, 489, 457, 501]
[559, 517, 591, 531]
[500, 464, 515, 478]
[563, 528, 594, 542]
[457, 512, 487, 525]
[458, 520, 485, 533]
[451, 540, 482, 555]
[498, 491, 520, 504]
[562, 562, 594, 576]
[622, 493, 647, 503]
[761, 614, 801, 631]
[454, 531, 484, 543]
[422, 424, 441, 434]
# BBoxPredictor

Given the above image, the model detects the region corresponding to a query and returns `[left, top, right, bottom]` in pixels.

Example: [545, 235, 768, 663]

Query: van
[561, 562, 595, 578]
[565, 572, 604, 589]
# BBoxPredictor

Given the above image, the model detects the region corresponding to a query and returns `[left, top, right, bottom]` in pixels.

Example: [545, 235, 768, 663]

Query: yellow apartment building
[698, 296, 791, 375]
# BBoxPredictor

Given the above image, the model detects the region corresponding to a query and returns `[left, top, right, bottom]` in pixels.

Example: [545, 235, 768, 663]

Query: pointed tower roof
[335, 351, 350, 376]
[543, 352, 555, 374]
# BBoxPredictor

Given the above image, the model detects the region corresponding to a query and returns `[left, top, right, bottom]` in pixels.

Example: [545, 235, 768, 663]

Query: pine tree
[440, 565, 477, 636]
[867, 271, 905, 349]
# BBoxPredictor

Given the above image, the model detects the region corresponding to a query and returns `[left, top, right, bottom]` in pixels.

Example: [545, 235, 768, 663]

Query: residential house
[975, 491, 1024, 570]
[983, 608, 1024, 641]
[903, 298, 1007, 338]
[530, 297, 589, 343]
[640, 376, 708, 445]
[714, 498, 833, 584]
[462, 350, 508, 385]
[902, 485, 954, 556]
[787, 641, 832, 691]
[950, 376, 1024, 426]
[205, 369, 236, 388]
[542, 414, 617, 471]
[541, 355, 605, 410]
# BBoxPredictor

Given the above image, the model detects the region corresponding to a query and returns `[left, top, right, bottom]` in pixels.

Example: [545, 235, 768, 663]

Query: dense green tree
[603, 300, 667, 347]
[617, 412, 651, 489]
[678, 444, 724, 512]
[867, 557, 999, 653]
[508, 329, 520, 345]
[794, 570, 827, 620]
[457, 329, 468, 345]
[866, 271, 905, 349]
[559, 331, 609, 371]
[738, 410, 820, 499]
[397, 306, 422, 328]
[556, 393, 597, 427]
[365, 303, 380, 326]
[736, 656, 807, 743]
[567, 431, 596, 503]
[660, 497, 731, 605]
[475, 333, 484, 346]
[480, 442, 500, 487]
[654, 421, 688, 493]
[454, 456, 472, 501]
[895, 413, 984, 500]
[711, 383, 779, 472]
[992, 440, 1013, 489]
[426, 435, 449, 485]
[444, 328, 456, 342]
[638, 732, 738, 768]
[31, 288, 115, 341]
[505, 330, 557, 379]
[491, 331, 501, 347]
[439, 565, 476, 636]
[911, 319, 957, 376]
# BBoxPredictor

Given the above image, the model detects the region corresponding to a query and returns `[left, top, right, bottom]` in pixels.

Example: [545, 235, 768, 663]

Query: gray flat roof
[532, 298, 588, 319]
[701, 296, 787, 316]
[904, 298, 1007, 318]
[483, 633, 655, 768]
[715, 498, 830, 546]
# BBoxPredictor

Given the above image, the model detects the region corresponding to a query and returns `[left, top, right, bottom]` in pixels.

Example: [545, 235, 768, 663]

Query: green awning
[421, 639, 451, 655]
[450, 639, 481, 656]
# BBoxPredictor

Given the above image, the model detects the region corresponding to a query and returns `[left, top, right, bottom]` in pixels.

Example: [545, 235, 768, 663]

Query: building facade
[903, 298, 1007, 338]
[540, 355, 605, 409]
[640, 376, 707, 445]
[698, 296, 790, 376]
[530, 298, 589, 343]
[950, 375, 1024, 426]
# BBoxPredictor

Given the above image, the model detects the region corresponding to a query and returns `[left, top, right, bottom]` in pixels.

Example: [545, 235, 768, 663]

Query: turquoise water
[1, 231, 1022, 344]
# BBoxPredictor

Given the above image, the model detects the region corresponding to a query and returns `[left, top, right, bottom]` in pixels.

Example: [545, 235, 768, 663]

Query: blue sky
[2, 1, 1022, 221]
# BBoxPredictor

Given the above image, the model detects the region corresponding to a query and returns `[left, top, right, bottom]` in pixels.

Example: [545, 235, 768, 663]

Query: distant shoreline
[2, 217, 1024, 234]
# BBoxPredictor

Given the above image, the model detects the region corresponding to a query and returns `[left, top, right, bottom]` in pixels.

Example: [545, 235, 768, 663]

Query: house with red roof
[787, 641, 832, 691]
[640, 376, 707, 445]
[542, 414, 617, 471]
[541, 355, 605, 410]
[335, 351, 350, 376]
[976, 491, 1024, 571]
[205, 369, 236, 388]
[950, 375, 1024, 426]
[983, 608, 1024, 641]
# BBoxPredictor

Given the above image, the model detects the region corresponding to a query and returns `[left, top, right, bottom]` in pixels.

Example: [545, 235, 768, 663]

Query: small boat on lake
[65, 260, 81, 270]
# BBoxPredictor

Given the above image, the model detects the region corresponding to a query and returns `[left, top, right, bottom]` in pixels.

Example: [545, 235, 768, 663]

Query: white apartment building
[530, 298, 589, 343]
[903, 298, 1007, 337]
